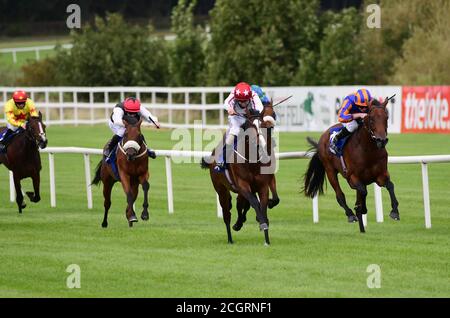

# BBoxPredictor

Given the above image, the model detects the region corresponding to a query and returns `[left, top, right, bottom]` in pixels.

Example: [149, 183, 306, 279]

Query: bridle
[118, 133, 148, 160]
[364, 103, 389, 148]
[26, 118, 47, 148]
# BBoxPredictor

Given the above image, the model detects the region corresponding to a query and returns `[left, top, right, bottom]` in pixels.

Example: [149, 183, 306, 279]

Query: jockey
[329, 88, 372, 155]
[251, 84, 271, 106]
[214, 82, 264, 172]
[0, 90, 38, 152]
[105, 97, 160, 162]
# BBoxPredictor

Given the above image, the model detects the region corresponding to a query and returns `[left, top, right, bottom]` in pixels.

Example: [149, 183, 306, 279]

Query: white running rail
[6, 148, 450, 229]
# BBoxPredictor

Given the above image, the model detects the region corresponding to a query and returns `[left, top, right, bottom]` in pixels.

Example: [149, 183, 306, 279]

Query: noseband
[364, 105, 389, 147]
[118, 135, 147, 160]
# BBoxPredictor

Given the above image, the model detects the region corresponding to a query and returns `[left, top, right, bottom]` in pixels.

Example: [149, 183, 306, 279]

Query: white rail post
[59, 91, 64, 122]
[9, 171, 15, 202]
[201, 92, 206, 126]
[168, 92, 173, 126]
[374, 184, 384, 222]
[216, 194, 222, 218]
[313, 194, 319, 223]
[49, 153, 56, 207]
[84, 154, 93, 209]
[12, 51, 17, 64]
[35, 49, 40, 60]
[165, 156, 174, 214]
[73, 91, 78, 126]
[219, 91, 224, 126]
[421, 162, 432, 229]
[89, 91, 94, 126]
[185, 92, 189, 125]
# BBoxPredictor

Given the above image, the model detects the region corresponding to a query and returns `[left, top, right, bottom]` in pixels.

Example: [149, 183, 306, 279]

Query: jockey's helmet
[123, 97, 141, 113]
[234, 82, 252, 101]
[13, 90, 28, 106]
[354, 89, 372, 107]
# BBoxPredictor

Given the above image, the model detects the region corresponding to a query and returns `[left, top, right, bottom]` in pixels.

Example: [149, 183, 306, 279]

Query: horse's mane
[123, 114, 139, 126]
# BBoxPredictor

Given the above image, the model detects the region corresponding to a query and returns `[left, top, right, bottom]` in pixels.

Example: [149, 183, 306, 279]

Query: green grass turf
[0, 125, 449, 297]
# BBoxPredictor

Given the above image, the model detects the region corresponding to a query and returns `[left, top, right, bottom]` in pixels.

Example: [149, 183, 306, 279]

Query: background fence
[7, 147, 450, 229]
[0, 86, 404, 132]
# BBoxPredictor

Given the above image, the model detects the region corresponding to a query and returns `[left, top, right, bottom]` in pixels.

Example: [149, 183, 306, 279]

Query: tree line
[12, 0, 450, 86]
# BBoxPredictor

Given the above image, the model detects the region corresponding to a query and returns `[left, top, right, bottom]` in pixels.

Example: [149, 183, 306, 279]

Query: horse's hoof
[268, 198, 280, 209]
[128, 215, 138, 222]
[101, 222, 108, 228]
[348, 215, 358, 223]
[128, 222, 133, 228]
[141, 213, 149, 221]
[264, 242, 270, 246]
[232, 223, 242, 231]
[228, 240, 233, 244]
[390, 212, 400, 221]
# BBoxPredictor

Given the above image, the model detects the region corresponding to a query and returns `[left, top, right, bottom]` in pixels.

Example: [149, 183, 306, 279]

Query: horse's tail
[302, 137, 326, 198]
[200, 156, 211, 170]
[91, 159, 103, 185]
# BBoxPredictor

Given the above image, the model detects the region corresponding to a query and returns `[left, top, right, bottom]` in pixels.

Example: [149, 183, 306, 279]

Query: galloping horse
[92, 116, 150, 227]
[201, 103, 278, 245]
[303, 97, 399, 233]
[0, 111, 48, 213]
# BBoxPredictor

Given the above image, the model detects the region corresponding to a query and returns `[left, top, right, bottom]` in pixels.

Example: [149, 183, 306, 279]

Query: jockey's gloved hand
[249, 108, 260, 117]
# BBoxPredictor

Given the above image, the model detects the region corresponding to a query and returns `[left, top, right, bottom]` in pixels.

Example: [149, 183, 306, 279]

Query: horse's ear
[123, 119, 128, 127]
[367, 99, 373, 108]
[382, 97, 389, 107]
[137, 117, 143, 127]
[39, 111, 42, 120]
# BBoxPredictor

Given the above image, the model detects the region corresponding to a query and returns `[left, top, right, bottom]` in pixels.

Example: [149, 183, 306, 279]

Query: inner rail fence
[6, 147, 450, 229]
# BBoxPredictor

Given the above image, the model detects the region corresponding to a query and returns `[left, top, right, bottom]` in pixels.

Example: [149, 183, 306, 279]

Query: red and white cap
[233, 82, 252, 101]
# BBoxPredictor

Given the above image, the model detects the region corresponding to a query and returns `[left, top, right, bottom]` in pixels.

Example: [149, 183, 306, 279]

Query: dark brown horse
[303, 98, 399, 233]
[201, 103, 279, 245]
[92, 117, 150, 227]
[0, 112, 48, 213]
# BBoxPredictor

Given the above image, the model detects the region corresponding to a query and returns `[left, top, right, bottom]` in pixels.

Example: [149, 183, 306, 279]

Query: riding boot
[0, 129, 14, 152]
[105, 134, 121, 162]
[214, 134, 235, 172]
[141, 134, 156, 159]
[330, 127, 352, 155]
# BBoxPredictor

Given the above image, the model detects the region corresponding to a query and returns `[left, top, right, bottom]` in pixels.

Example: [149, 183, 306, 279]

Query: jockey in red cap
[105, 97, 160, 161]
[0, 90, 39, 152]
[214, 82, 265, 172]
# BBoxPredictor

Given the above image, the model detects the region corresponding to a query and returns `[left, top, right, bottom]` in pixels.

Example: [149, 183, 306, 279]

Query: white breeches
[342, 120, 359, 132]
[7, 123, 21, 131]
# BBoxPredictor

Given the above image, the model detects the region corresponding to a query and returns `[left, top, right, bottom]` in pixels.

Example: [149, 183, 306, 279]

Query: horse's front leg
[354, 183, 367, 233]
[13, 173, 26, 213]
[26, 171, 41, 203]
[119, 173, 138, 226]
[386, 179, 400, 221]
[238, 181, 269, 245]
[233, 194, 250, 231]
[377, 174, 400, 221]
[139, 172, 150, 221]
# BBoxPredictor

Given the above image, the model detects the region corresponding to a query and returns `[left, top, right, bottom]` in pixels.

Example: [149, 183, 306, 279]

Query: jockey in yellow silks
[0, 90, 39, 152]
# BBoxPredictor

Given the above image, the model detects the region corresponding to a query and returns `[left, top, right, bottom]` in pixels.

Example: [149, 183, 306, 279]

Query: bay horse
[92, 116, 150, 228]
[0, 111, 48, 213]
[201, 103, 278, 245]
[303, 97, 399, 233]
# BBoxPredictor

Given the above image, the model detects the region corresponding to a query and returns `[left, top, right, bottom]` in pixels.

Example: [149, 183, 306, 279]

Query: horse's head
[121, 116, 144, 161]
[259, 99, 277, 129]
[27, 111, 48, 149]
[366, 98, 389, 149]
